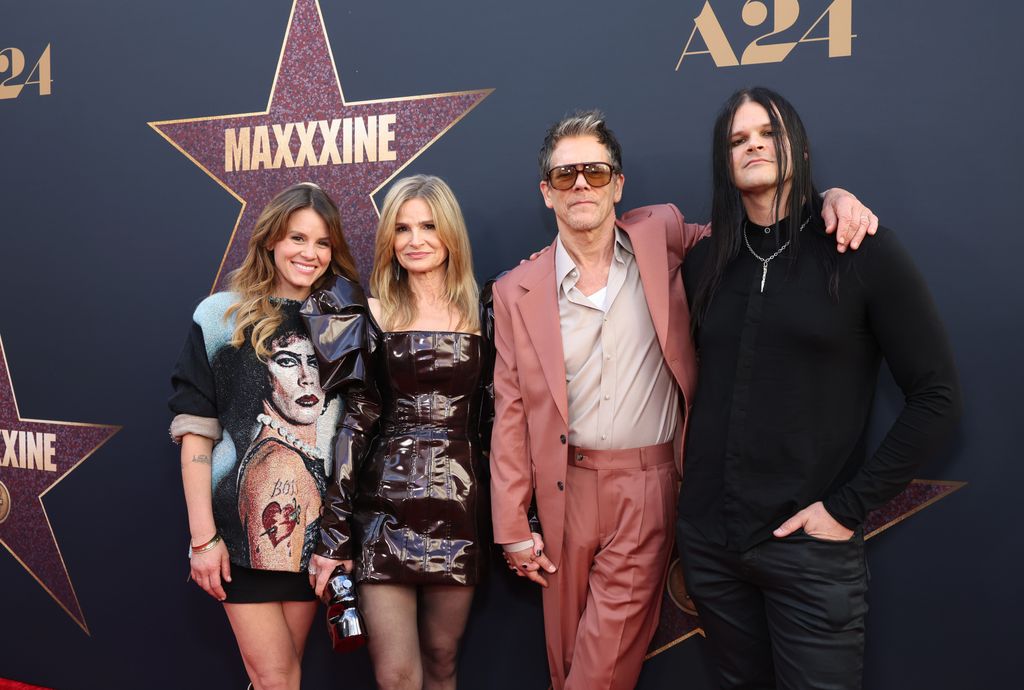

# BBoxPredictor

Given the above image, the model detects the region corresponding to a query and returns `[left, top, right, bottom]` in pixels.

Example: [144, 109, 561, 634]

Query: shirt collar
[555, 228, 634, 288]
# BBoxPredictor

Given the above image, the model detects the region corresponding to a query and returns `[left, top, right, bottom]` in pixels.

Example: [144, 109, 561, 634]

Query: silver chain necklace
[743, 217, 810, 293]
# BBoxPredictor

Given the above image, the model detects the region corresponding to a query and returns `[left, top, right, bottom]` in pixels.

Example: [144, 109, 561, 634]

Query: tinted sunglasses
[545, 162, 619, 190]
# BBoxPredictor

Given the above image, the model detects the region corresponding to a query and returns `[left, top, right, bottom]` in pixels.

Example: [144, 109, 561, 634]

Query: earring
[392, 259, 402, 282]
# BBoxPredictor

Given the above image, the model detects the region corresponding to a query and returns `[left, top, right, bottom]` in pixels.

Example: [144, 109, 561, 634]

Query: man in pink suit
[489, 111, 875, 690]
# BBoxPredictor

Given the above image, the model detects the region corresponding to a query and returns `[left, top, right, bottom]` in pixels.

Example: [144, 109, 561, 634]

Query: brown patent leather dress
[353, 330, 488, 584]
[302, 276, 493, 586]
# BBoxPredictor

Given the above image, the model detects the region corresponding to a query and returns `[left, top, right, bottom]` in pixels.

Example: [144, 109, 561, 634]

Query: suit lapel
[622, 219, 670, 354]
[518, 247, 569, 426]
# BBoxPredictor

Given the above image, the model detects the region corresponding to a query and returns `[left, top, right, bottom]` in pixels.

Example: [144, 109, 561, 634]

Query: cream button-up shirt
[555, 229, 679, 450]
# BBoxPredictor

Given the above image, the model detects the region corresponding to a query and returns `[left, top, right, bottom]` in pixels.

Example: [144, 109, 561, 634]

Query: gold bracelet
[188, 533, 222, 558]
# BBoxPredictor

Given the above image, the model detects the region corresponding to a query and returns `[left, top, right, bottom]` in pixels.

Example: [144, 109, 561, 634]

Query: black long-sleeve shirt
[679, 217, 961, 551]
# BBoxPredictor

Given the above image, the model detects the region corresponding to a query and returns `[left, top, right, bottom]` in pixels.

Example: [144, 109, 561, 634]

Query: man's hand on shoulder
[821, 188, 879, 253]
[522, 244, 551, 264]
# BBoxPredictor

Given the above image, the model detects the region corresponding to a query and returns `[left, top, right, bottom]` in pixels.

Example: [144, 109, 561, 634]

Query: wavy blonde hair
[225, 183, 358, 359]
[370, 175, 479, 333]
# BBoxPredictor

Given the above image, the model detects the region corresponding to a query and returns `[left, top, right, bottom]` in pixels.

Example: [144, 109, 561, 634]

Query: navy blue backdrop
[0, 1, 1018, 688]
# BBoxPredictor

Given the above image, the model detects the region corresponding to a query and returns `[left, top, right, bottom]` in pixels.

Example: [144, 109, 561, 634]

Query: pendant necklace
[743, 217, 810, 293]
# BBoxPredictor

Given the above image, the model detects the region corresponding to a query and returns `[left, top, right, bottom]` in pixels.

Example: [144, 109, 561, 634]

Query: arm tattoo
[191, 454, 212, 465]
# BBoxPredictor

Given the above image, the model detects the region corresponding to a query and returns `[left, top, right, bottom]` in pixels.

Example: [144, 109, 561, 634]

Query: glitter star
[0, 335, 120, 633]
[149, 0, 491, 291]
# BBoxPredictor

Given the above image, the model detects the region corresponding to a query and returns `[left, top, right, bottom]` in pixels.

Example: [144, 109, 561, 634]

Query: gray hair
[538, 109, 623, 179]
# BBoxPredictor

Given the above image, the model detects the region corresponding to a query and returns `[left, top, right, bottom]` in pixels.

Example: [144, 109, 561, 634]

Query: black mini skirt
[222, 564, 317, 603]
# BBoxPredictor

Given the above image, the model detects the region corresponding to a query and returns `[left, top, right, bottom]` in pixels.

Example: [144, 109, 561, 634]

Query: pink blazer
[490, 204, 708, 566]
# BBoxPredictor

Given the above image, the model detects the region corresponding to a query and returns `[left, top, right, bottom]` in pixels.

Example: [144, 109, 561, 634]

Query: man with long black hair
[677, 87, 962, 688]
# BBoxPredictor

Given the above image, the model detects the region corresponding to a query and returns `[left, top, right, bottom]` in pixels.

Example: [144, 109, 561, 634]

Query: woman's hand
[189, 539, 231, 601]
[522, 245, 551, 264]
[503, 532, 556, 587]
[308, 553, 354, 598]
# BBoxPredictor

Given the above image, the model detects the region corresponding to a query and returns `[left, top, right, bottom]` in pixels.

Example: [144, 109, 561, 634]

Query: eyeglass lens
[548, 163, 614, 190]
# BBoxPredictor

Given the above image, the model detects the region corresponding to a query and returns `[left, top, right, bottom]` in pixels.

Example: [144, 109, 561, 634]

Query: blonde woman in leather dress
[304, 175, 491, 690]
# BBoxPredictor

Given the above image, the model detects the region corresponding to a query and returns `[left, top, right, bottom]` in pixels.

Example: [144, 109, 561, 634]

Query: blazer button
[557, 481, 564, 491]
[559, 434, 567, 444]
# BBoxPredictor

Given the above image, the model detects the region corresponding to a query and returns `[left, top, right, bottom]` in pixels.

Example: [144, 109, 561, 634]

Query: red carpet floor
[0, 679, 51, 690]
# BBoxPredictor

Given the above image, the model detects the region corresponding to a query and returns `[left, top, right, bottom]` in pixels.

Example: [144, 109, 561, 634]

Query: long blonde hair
[370, 175, 479, 332]
[225, 183, 358, 359]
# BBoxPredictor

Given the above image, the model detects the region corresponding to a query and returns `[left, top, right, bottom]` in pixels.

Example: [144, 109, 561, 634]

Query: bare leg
[282, 600, 318, 658]
[418, 585, 475, 690]
[224, 601, 307, 690]
[360, 583, 422, 690]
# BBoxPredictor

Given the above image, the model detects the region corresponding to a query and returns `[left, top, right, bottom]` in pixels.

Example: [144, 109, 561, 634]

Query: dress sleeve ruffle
[301, 275, 382, 561]
[478, 277, 498, 456]
[301, 275, 377, 393]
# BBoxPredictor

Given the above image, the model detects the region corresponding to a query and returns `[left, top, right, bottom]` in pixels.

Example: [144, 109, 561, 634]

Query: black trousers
[677, 520, 869, 690]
